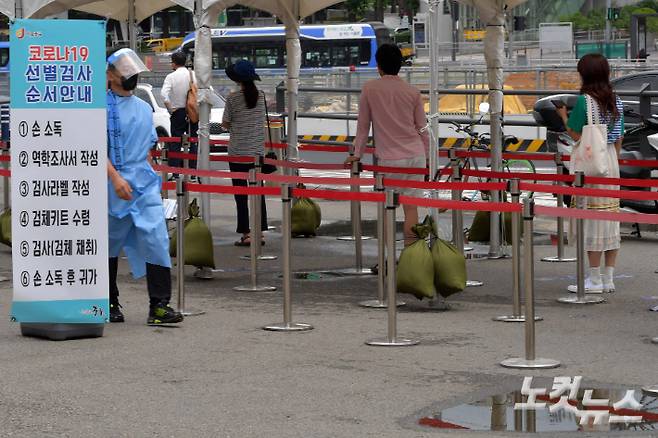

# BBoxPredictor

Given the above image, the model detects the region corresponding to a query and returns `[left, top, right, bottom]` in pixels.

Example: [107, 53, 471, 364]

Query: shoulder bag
[570, 94, 609, 177]
[186, 69, 199, 124]
[262, 92, 278, 174]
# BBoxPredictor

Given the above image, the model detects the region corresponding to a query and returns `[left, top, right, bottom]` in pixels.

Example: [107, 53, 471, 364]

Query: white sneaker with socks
[567, 277, 604, 294]
[567, 266, 603, 294]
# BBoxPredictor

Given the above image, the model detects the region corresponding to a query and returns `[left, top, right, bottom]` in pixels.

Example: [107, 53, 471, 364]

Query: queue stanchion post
[557, 171, 605, 304]
[449, 151, 482, 288]
[240, 156, 277, 261]
[264, 184, 312, 332]
[501, 198, 560, 369]
[366, 189, 418, 347]
[181, 134, 190, 208]
[337, 154, 373, 243]
[542, 152, 576, 263]
[183, 135, 214, 280]
[359, 174, 405, 308]
[160, 148, 169, 199]
[329, 160, 373, 275]
[235, 168, 277, 292]
[175, 178, 205, 316]
[494, 178, 542, 322]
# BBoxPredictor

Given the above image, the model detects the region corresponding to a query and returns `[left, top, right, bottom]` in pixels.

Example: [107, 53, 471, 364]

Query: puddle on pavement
[419, 389, 658, 433]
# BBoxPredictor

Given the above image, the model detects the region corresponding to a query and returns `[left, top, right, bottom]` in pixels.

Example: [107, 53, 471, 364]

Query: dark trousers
[168, 108, 198, 169]
[229, 161, 268, 234]
[109, 257, 172, 308]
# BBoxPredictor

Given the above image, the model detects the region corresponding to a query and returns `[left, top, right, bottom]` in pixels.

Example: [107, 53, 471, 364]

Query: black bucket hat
[225, 59, 261, 82]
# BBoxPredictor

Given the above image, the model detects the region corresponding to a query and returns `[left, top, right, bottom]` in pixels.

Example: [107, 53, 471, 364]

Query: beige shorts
[377, 156, 426, 197]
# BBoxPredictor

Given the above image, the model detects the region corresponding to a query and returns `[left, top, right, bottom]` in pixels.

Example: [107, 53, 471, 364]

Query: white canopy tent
[0, 0, 13, 18]
[202, 0, 344, 162]
[454, 0, 528, 256]
[191, 0, 343, 230]
[14, 0, 193, 48]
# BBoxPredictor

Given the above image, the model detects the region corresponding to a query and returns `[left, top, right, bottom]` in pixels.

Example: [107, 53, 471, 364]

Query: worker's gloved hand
[111, 174, 133, 200]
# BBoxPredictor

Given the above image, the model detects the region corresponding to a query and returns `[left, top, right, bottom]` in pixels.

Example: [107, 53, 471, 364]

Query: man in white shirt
[161, 51, 197, 174]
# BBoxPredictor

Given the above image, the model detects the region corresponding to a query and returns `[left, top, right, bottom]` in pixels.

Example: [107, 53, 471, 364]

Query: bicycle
[422, 113, 536, 200]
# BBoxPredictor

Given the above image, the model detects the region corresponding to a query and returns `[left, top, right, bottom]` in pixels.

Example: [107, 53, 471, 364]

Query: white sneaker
[567, 278, 604, 294]
[602, 277, 615, 293]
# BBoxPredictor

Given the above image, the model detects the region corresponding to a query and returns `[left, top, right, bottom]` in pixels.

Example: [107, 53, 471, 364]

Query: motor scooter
[533, 95, 658, 213]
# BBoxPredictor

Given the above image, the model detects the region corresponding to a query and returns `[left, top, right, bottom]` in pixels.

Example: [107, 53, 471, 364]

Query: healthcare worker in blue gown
[106, 49, 183, 325]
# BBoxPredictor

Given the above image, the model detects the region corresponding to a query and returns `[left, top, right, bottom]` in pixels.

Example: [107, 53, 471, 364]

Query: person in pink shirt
[345, 44, 429, 246]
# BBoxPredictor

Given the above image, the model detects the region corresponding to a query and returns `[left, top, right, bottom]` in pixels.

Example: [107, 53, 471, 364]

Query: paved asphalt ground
[1, 196, 657, 437]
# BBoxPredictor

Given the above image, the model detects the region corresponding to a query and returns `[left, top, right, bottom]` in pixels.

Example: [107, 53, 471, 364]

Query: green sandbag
[310, 199, 322, 229]
[467, 211, 518, 244]
[170, 199, 215, 268]
[292, 197, 320, 236]
[431, 238, 466, 298]
[0, 208, 10, 247]
[396, 225, 436, 299]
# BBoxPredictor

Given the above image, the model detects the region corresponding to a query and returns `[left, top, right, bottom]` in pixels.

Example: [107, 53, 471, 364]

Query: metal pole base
[557, 295, 606, 304]
[239, 255, 278, 261]
[493, 315, 543, 323]
[263, 322, 313, 332]
[641, 385, 658, 396]
[358, 299, 405, 308]
[464, 246, 473, 252]
[324, 268, 374, 276]
[467, 280, 483, 287]
[500, 357, 561, 369]
[336, 235, 374, 241]
[233, 285, 277, 292]
[179, 308, 206, 316]
[365, 337, 419, 347]
[541, 256, 577, 263]
[652, 337, 658, 344]
[0, 275, 9, 282]
[193, 267, 214, 280]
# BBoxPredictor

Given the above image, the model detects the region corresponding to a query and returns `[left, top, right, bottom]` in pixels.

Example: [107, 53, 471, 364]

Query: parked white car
[135, 83, 229, 145]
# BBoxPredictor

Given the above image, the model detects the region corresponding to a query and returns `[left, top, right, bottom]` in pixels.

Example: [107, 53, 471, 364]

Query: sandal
[234, 236, 266, 247]
[234, 236, 251, 247]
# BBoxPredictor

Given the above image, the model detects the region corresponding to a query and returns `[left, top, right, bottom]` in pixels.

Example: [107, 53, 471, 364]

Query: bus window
[254, 47, 281, 68]
[330, 40, 369, 67]
[0, 48, 8, 69]
[301, 40, 331, 68]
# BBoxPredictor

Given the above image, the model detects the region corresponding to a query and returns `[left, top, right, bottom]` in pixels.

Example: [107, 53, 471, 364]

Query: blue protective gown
[107, 91, 170, 278]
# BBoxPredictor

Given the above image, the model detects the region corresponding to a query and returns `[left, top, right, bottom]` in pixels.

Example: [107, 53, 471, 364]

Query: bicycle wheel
[505, 159, 536, 199]
[460, 153, 486, 202]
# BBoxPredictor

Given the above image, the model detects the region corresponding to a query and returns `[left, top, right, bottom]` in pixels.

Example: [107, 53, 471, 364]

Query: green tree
[616, 5, 658, 34]
[344, 0, 373, 21]
[559, 9, 605, 31]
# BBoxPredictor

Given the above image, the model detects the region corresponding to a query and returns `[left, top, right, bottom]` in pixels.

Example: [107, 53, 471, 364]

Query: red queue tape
[153, 165, 249, 181]
[0, 168, 10, 177]
[362, 164, 429, 175]
[399, 196, 522, 213]
[264, 158, 348, 171]
[187, 183, 280, 197]
[259, 172, 375, 187]
[536, 205, 658, 225]
[0, 155, 9, 162]
[161, 181, 176, 191]
[521, 182, 658, 201]
[384, 178, 507, 192]
[293, 188, 385, 203]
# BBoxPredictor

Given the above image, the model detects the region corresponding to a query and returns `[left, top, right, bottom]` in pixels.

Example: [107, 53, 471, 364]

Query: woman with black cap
[221, 60, 269, 247]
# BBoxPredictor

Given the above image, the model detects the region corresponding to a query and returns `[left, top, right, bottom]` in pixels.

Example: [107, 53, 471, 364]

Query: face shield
[107, 48, 149, 79]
